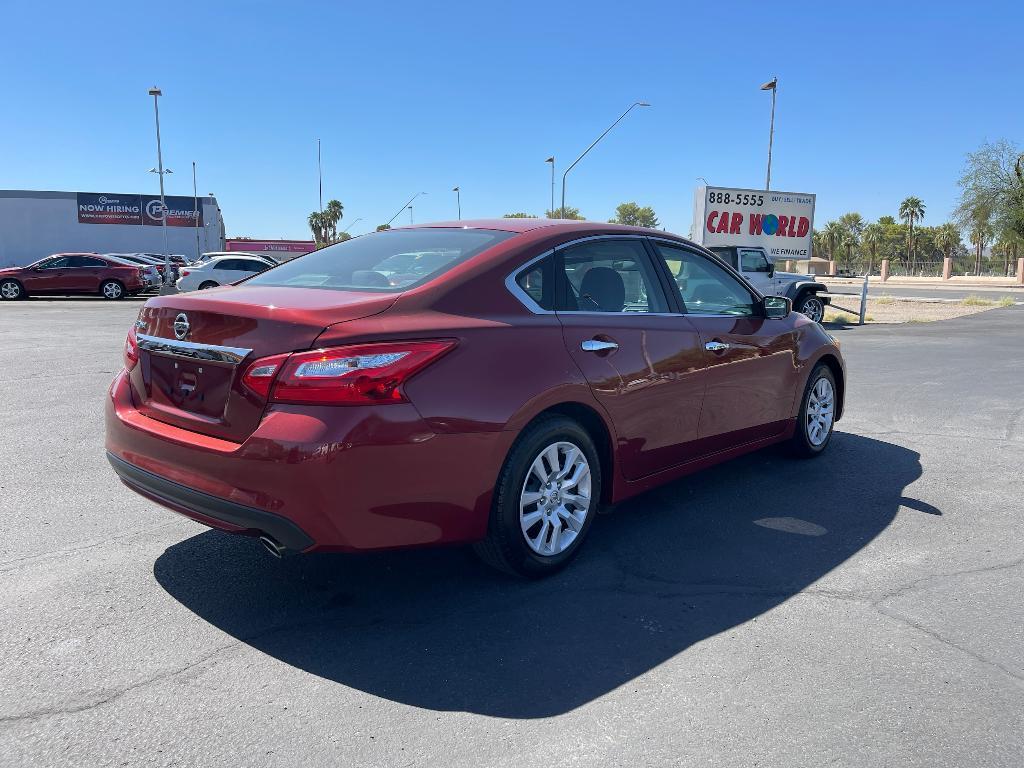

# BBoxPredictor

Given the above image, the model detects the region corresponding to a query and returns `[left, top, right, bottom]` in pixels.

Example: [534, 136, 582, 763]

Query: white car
[175, 255, 275, 292]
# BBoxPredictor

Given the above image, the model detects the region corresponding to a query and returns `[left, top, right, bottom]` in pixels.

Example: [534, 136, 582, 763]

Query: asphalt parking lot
[2, 299, 1022, 767]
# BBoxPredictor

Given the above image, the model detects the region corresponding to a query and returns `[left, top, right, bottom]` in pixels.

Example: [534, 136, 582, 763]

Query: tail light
[181, 269, 190, 277]
[124, 326, 139, 371]
[241, 340, 455, 405]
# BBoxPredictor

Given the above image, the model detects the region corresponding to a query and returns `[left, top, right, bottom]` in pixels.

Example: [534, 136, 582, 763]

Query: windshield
[245, 228, 515, 292]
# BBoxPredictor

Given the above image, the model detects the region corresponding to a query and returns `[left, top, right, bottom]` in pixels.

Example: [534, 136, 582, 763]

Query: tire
[474, 415, 602, 577]
[99, 280, 125, 300]
[796, 293, 825, 323]
[789, 364, 837, 458]
[1, 279, 25, 300]
[198, 281, 218, 290]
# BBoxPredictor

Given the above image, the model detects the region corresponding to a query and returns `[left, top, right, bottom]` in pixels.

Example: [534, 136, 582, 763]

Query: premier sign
[76, 192, 203, 227]
[691, 186, 816, 258]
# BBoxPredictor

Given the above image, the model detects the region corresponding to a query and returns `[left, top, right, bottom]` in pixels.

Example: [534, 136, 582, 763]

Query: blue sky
[2, 1, 1021, 239]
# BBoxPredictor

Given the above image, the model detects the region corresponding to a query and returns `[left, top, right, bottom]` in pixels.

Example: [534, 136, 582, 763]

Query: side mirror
[767, 262, 775, 278]
[763, 295, 791, 319]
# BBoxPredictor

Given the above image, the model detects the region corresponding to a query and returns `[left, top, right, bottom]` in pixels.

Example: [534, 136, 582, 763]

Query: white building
[0, 189, 225, 266]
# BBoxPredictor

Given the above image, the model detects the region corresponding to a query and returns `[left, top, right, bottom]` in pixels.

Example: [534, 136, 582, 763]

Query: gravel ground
[825, 296, 1012, 324]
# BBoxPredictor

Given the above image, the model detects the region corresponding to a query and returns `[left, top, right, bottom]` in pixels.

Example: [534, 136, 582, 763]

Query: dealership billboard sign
[77, 192, 203, 227]
[691, 186, 815, 258]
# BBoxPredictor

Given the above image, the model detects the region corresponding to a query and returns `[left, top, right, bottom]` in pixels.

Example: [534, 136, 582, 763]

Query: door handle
[581, 339, 619, 353]
[704, 341, 730, 352]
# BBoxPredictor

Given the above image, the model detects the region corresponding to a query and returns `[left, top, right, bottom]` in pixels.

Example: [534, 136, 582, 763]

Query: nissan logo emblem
[173, 313, 190, 340]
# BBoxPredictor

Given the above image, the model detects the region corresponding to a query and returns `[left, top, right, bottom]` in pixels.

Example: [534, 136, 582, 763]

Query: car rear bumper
[107, 451, 315, 551]
[105, 370, 512, 552]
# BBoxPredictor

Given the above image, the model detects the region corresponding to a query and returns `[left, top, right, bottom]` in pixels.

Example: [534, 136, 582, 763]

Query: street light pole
[147, 87, 171, 288]
[761, 77, 777, 191]
[341, 217, 363, 234]
[560, 101, 650, 216]
[317, 138, 323, 216]
[452, 186, 461, 220]
[545, 157, 555, 216]
[192, 162, 201, 262]
[408, 206, 414, 225]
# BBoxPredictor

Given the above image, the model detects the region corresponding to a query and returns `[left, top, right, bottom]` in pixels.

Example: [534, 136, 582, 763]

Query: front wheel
[474, 416, 601, 577]
[796, 293, 826, 323]
[1, 279, 24, 300]
[789, 364, 837, 458]
[100, 280, 125, 300]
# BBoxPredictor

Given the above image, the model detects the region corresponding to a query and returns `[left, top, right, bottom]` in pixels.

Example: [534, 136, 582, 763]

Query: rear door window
[554, 239, 668, 313]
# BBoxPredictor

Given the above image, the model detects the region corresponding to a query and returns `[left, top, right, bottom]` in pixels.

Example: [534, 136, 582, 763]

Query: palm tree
[307, 211, 326, 246]
[898, 196, 926, 272]
[861, 223, 884, 275]
[934, 223, 961, 272]
[324, 199, 344, 242]
[837, 212, 865, 270]
[822, 220, 845, 266]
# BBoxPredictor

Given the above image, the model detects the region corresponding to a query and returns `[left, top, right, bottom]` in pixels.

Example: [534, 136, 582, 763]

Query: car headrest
[350, 270, 391, 287]
[579, 267, 625, 312]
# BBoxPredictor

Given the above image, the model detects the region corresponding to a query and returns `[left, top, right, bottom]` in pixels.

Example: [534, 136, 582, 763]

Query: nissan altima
[105, 219, 844, 576]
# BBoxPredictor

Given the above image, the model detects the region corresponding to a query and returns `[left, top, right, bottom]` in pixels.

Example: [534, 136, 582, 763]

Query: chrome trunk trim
[136, 333, 252, 365]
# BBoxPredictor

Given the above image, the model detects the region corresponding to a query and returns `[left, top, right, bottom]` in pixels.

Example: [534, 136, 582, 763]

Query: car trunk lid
[130, 285, 397, 442]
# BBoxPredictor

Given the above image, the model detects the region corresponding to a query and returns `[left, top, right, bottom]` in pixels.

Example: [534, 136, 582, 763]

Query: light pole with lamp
[545, 157, 555, 216]
[560, 101, 650, 216]
[761, 77, 777, 191]
[191, 162, 201, 262]
[147, 86, 173, 290]
[452, 186, 461, 220]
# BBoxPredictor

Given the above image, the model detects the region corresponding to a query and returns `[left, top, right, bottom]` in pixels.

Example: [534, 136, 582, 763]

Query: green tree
[503, 212, 538, 218]
[957, 139, 1024, 245]
[376, 224, 391, 232]
[822, 220, 845, 264]
[308, 199, 344, 247]
[546, 206, 585, 220]
[307, 211, 326, 246]
[837, 212, 865, 269]
[609, 202, 659, 228]
[861, 222, 884, 274]
[934, 223, 961, 269]
[898, 196, 926, 270]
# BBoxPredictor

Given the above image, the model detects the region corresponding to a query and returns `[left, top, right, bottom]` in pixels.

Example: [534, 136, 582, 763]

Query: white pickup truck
[707, 245, 830, 323]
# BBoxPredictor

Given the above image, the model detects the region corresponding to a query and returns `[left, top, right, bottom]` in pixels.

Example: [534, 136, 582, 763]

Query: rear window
[245, 228, 515, 292]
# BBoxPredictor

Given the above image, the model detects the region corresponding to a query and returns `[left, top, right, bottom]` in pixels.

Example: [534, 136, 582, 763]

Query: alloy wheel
[805, 376, 835, 446]
[1, 281, 21, 299]
[800, 297, 825, 323]
[519, 441, 592, 556]
[102, 282, 123, 299]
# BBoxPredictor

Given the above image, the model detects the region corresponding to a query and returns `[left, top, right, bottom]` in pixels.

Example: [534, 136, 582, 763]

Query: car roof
[393, 218, 683, 238]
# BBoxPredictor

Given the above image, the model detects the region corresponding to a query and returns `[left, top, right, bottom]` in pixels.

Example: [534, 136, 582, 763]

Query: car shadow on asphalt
[153, 433, 929, 719]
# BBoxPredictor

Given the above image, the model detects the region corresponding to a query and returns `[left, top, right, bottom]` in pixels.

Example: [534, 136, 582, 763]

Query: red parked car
[105, 220, 844, 576]
[0, 253, 147, 300]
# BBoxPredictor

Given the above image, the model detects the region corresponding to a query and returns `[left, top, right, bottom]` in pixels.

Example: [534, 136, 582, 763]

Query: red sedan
[105, 220, 844, 576]
[0, 253, 148, 300]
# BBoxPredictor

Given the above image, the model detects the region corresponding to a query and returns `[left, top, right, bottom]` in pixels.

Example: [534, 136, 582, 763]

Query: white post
[858, 273, 869, 325]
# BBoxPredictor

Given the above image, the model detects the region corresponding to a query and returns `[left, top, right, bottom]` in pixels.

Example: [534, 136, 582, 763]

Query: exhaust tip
[259, 534, 286, 558]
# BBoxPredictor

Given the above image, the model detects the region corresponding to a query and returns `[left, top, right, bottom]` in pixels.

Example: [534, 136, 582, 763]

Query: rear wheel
[1, 279, 24, 300]
[789, 364, 837, 457]
[796, 293, 825, 323]
[100, 280, 125, 300]
[198, 281, 218, 290]
[474, 416, 601, 577]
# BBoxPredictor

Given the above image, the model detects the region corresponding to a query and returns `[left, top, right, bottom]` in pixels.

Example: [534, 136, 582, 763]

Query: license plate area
[147, 355, 235, 419]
